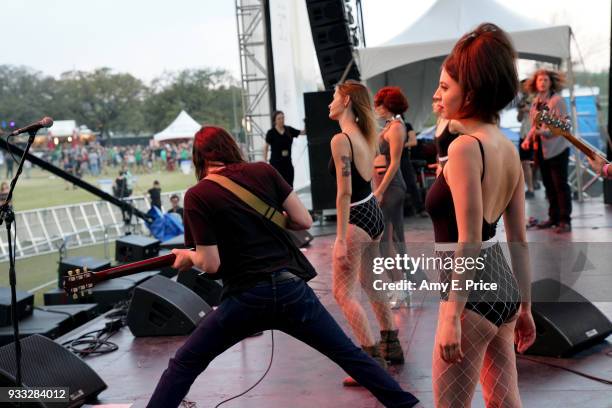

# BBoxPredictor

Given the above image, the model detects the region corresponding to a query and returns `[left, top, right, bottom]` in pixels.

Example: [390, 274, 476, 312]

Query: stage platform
[60, 192, 612, 407]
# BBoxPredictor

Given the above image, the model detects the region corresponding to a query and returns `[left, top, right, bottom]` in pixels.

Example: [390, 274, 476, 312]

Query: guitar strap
[205, 173, 287, 229]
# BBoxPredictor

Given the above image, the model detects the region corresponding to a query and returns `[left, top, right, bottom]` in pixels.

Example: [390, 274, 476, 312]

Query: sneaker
[554, 222, 572, 233]
[537, 219, 557, 229]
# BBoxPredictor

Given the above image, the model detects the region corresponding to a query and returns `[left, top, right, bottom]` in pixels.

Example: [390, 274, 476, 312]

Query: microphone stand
[0, 129, 39, 388]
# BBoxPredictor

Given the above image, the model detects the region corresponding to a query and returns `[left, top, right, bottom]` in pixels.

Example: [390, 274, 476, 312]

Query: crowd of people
[0, 141, 195, 181]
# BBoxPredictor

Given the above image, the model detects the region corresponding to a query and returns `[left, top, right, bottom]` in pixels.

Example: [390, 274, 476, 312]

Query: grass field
[0, 243, 110, 306]
[0, 165, 195, 305]
[5, 166, 196, 211]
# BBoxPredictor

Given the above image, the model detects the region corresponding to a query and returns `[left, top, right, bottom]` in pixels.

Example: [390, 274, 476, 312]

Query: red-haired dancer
[425, 23, 536, 407]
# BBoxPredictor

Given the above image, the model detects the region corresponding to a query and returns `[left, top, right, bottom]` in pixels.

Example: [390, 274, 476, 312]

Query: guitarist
[521, 69, 572, 233]
[146, 126, 419, 408]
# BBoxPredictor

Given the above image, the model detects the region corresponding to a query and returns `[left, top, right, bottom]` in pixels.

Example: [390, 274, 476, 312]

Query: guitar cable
[213, 276, 278, 408]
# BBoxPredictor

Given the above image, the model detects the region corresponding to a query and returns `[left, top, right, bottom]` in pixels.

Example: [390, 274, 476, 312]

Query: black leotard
[425, 135, 520, 327]
[329, 133, 384, 240]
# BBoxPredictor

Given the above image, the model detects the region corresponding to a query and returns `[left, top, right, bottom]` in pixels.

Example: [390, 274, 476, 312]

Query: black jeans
[270, 160, 294, 187]
[146, 277, 418, 408]
[400, 150, 423, 212]
[538, 147, 572, 224]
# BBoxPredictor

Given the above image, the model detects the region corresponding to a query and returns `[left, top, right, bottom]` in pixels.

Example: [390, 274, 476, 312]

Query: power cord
[517, 354, 612, 385]
[213, 277, 279, 407]
[213, 330, 275, 408]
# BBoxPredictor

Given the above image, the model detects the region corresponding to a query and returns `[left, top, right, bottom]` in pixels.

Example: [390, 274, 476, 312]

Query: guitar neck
[90, 253, 176, 284]
[561, 130, 609, 163]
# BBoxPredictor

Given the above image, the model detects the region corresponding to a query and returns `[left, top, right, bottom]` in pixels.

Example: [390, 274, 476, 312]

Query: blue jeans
[147, 278, 418, 408]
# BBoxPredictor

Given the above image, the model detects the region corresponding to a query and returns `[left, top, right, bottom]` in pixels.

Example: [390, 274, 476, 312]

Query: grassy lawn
[0, 165, 195, 305]
[0, 243, 111, 306]
[6, 166, 197, 211]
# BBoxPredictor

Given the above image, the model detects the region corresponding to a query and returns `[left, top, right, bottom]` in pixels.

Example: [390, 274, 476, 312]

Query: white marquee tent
[357, 0, 572, 130]
[153, 110, 202, 142]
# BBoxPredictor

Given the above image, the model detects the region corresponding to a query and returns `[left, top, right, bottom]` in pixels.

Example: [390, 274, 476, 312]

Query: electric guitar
[62, 253, 177, 298]
[535, 110, 609, 164]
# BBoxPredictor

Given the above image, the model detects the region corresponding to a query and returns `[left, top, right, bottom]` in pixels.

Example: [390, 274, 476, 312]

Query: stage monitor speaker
[0, 334, 107, 407]
[177, 270, 223, 307]
[0, 287, 34, 326]
[306, 0, 360, 89]
[304, 90, 340, 211]
[526, 279, 612, 357]
[115, 234, 160, 263]
[58, 256, 110, 288]
[127, 275, 211, 337]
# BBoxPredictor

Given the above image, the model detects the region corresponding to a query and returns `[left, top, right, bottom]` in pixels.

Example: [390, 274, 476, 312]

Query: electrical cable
[517, 354, 612, 385]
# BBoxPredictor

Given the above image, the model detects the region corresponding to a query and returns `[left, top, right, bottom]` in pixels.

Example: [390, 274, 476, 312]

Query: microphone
[10, 117, 54, 136]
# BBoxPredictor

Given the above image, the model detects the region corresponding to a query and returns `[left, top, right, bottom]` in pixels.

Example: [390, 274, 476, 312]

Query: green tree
[0, 65, 49, 129]
[144, 68, 241, 133]
[58, 68, 146, 138]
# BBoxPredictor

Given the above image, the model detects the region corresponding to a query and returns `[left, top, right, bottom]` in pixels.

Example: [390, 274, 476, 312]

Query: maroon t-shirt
[184, 162, 316, 298]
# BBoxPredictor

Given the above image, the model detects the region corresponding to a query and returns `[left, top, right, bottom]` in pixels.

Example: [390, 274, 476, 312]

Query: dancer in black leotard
[424, 23, 536, 408]
[328, 134, 384, 240]
[328, 80, 405, 386]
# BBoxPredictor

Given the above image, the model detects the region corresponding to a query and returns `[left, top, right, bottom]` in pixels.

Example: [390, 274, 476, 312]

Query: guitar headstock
[535, 110, 571, 135]
[62, 267, 95, 299]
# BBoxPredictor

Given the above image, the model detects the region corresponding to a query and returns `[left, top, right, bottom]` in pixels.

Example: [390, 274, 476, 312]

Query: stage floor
[66, 191, 612, 407]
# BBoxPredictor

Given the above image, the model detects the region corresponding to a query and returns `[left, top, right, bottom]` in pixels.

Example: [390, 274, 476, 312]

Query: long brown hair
[192, 126, 245, 180]
[336, 80, 377, 150]
[526, 69, 565, 96]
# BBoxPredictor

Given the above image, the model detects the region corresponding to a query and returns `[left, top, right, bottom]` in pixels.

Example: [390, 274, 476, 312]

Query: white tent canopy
[357, 0, 571, 130]
[153, 110, 201, 142]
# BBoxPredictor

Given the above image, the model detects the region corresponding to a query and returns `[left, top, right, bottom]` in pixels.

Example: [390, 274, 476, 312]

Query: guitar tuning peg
[75, 268, 81, 275]
[72, 294, 78, 300]
[87, 290, 93, 295]
[68, 270, 74, 276]
[84, 266, 88, 273]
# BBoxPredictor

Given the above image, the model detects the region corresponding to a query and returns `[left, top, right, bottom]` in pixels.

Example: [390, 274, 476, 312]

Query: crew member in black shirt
[148, 180, 162, 210]
[263, 110, 305, 186]
[146, 126, 418, 408]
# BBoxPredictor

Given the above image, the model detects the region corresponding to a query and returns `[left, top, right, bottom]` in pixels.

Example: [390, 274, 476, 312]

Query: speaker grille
[0, 335, 106, 407]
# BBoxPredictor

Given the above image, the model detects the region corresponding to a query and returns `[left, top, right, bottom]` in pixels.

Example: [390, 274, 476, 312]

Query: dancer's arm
[445, 136, 484, 313]
[503, 170, 536, 353]
[435, 136, 484, 364]
[331, 134, 352, 242]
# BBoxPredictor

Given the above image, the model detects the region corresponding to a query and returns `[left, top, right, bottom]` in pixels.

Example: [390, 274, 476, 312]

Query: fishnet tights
[332, 224, 395, 347]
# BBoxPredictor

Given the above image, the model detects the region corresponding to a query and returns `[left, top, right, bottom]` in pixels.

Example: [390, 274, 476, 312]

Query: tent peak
[385, 0, 553, 46]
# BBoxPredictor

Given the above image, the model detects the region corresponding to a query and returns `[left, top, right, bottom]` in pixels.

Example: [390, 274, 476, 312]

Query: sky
[2, 0, 610, 82]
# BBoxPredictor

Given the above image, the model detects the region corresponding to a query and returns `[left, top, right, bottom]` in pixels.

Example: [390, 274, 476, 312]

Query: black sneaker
[537, 219, 557, 229]
[554, 223, 572, 233]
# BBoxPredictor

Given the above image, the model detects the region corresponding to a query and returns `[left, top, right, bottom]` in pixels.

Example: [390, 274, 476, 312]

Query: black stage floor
[61, 191, 612, 407]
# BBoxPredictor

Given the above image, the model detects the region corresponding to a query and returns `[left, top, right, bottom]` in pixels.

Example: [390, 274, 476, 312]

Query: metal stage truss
[235, 0, 273, 161]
